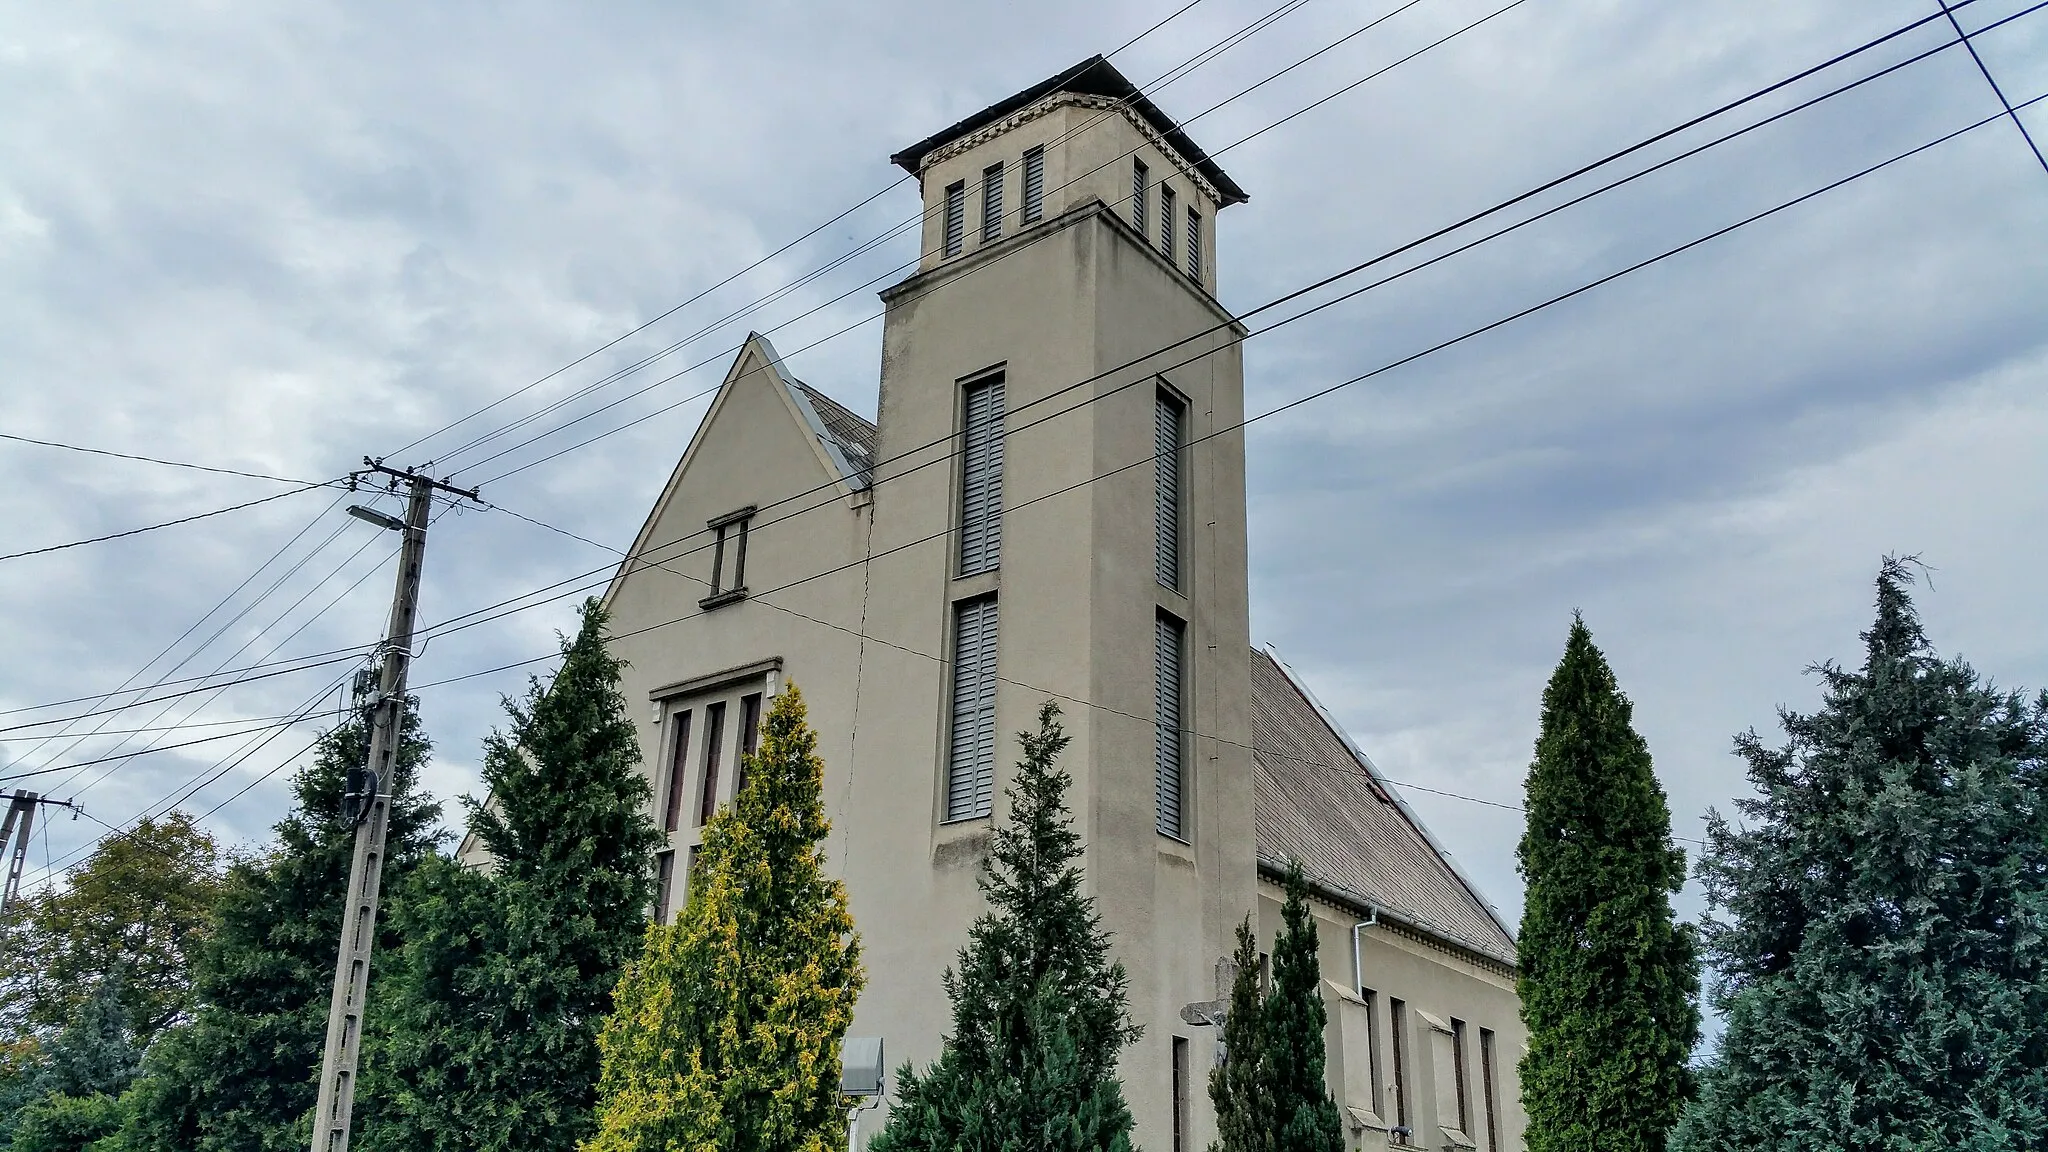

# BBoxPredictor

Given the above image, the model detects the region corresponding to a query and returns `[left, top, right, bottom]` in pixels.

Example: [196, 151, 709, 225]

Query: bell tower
[839, 55, 1254, 1152]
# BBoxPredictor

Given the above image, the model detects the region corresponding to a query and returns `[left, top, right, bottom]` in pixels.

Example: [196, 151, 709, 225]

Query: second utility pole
[309, 461, 477, 1152]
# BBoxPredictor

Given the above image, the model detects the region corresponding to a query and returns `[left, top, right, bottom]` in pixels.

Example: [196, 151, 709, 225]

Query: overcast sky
[3, 0, 2045, 968]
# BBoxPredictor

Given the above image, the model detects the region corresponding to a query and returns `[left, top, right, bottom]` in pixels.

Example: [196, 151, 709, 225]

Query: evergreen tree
[1, 977, 140, 1151]
[870, 703, 1141, 1152]
[1208, 917, 1269, 1152]
[1517, 615, 1699, 1152]
[1674, 561, 2048, 1150]
[585, 683, 863, 1152]
[364, 599, 661, 1152]
[1207, 865, 1343, 1152]
[117, 703, 438, 1152]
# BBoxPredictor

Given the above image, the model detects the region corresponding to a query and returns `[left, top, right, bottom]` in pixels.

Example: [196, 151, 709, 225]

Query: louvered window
[981, 162, 1004, 243]
[1022, 146, 1045, 224]
[1159, 185, 1176, 261]
[958, 375, 1005, 575]
[1132, 159, 1149, 235]
[1155, 391, 1184, 590]
[1155, 612, 1186, 839]
[1187, 208, 1202, 280]
[662, 709, 692, 832]
[946, 597, 999, 821]
[943, 181, 966, 258]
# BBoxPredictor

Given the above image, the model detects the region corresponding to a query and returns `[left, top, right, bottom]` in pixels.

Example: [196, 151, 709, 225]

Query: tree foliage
[871, 702, 1141, 1152]
[0, 813, 226, 1045]
[364, 598, 660, 1152]
[0, 977, 140, 1151]
[1674, 561, 2048, 1151]
[118, 704, 439, 1152]
[1210, 863, 1344, 1152]
[585, 683, 863, 1152]
[1517, 614, 1699, 1152]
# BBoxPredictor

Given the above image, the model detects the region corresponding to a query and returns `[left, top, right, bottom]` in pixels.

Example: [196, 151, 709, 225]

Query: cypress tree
[870, 703, 1142, 1152]
[1674, 560, 2048, 1150]
[1517, 614, 1699, 1152]
[1208, 917, 1269, 1152]
[1, 977, 140, 1151]
[585, 683, 863, 1152]
[364, 598, 661, 1152]
[1208, 864, 1343, 1152]
[119, 705, 439, 1152]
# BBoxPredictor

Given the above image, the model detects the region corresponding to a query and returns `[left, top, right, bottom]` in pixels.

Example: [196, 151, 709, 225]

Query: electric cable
[0, 480, 340, 563]
[384, 0, 1223, 464]
[0, 432, 320, 486]
[415, 2, 2038, 649]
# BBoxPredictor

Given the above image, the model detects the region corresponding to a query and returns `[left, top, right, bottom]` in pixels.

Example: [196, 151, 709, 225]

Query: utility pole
[0, 790, 88, 917]
[310, 460, 478, 1152]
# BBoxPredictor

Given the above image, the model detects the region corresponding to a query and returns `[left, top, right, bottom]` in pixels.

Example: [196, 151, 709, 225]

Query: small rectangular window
[1160, 185, 1176, 261]
[943, 180, 966, 257]
[736, 692, 763, 794]
[1479, 1029, 1499, 1152]
[1171, 1036, 1191, 1152]
[1187, 208, 1202, 281]
[654, 850, 675, 922]
[946, 597, 999, 820]
[1155, 612, 1187, 839]
[701, 508, 752, 608]
[1389, 999, 1410, 1140]
[1362, 988, 1383, 1115]
[1451, 1018, 1471, 1134]
[1022, 146, 1045, 223]
[1132, 159, 1149, 235]
[981, 162, 1004, 244]
[697, 701, 726, 826]
[663, 709, 692, 833]
[958, 375, 1005, 576]
[1155, 391, 1184, 590]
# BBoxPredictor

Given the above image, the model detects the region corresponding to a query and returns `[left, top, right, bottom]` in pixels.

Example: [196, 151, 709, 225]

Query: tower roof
[890, 55, 1249, 207]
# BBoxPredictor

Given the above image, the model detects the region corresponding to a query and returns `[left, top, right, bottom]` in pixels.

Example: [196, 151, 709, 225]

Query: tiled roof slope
[1250, 648, 1517, 966]
[792, 381, 876, 484]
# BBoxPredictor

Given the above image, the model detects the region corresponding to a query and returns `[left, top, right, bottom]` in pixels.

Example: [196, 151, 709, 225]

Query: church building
[592, 55, 1526, 1152]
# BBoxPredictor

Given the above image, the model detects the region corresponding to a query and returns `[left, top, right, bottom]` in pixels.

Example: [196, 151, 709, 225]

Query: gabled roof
[1250, 648, 1518, 967]
[890, 55, 1249, 207]
[791, 381, 876, 487]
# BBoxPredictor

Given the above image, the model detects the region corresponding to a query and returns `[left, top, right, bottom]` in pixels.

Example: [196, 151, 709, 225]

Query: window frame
[957, 372, 1006, 577]
[1187, 207, 1202, 281]
[1451, 1018, 1472, 1134]
[654, 849, 676, 922]
[1132, 158, 1149, 236]
[697, 700, 727, 826]
[700, 506, 754, 609]
[1155, 387, 1186, 591]
[1159, 184, 1176, 262]
[944, 595, 1000, 822]
[1389, 998, 1411, 1142]
[943, 180, 967, 258]
[1170, 1036, 1191, 1152]
[981, 161, 1004, 244]
[1479, 1028, 1500, 1152]
[1022, 146, 1045, 224]
[662, 708, 693, 833]
[1155, 610, 1189, 840]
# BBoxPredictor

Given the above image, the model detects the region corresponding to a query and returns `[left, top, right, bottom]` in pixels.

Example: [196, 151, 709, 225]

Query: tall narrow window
[1132, 159, 1149, 235]
[1479, 1028, 1500, 1152]
[1155, 390, 1184, 590]
[1451, 1019, 1471, 1134]
[943, 180, 966, 258]
[702, 508, 752, 607]
[1155, 613, 1186, 839]
[663, 709, 692, 833]
[946, 597, 999, 820]
[697, 701, 726, 826]
[958, 375, 1005, 575]
[1170, 1037, 1191, 1152]
[1362, 989, 1384, 1114]
[654, 850, 675, 922]
[981, 162, 1004, 243]
[1160, 185, 1177, 260]
[1187, 208, 1202, 280]
[736, 692, 763, 794]
[1389, 999, 1410, 1141]
[1022, 146, 1045, 224]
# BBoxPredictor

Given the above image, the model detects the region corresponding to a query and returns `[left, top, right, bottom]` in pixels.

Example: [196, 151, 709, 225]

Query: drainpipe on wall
[1351, 908, 1379, 993]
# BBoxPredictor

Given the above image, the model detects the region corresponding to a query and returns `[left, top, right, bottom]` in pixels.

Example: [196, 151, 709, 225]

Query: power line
[0, 713, 334, 783]
[433, 0, 1360, 475]
[385, 0, 1227, 465]
[413, 3, 2034, 652]
[0, 480, 339, 563]
[1935, 0, 2048, 178]
[428, 82, 2045, 701]
[0, 432, 319, 486]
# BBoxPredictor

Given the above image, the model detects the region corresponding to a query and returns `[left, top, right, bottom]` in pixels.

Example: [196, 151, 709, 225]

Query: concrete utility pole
[0, 791, 88, 917]
[310, 461, 478, 1152]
